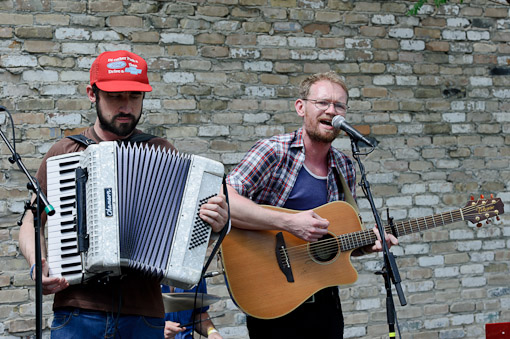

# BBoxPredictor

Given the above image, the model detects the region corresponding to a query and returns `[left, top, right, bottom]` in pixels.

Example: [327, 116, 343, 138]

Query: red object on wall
[486, 322, 510, 338]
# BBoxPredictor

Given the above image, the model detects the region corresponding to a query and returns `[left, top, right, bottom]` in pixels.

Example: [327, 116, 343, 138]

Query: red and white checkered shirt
[227, 128, 356, 206]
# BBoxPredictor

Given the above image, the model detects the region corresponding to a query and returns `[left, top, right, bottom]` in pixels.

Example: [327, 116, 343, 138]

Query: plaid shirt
[227, 128, 356, 207]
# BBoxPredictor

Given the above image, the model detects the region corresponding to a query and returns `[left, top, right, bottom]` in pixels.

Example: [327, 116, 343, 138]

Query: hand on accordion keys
[197, 194, 229, 233]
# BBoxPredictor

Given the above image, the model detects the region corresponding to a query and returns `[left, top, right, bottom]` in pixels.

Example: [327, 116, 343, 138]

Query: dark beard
[96, 104, 141, 137]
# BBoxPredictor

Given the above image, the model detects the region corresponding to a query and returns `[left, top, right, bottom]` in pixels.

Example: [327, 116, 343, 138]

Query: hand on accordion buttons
[198, 194, 228, 233]
[38, 258, 69, 295]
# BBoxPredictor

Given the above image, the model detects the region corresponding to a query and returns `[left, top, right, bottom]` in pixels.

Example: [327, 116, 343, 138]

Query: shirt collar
[292, 127, 338, 170]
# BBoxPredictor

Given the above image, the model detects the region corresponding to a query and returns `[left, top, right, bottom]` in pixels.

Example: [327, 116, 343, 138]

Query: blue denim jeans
[50, 308, 164, 339]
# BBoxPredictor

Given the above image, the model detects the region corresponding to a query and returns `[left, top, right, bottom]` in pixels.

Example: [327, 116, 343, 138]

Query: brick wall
[1, 0, 509, 338]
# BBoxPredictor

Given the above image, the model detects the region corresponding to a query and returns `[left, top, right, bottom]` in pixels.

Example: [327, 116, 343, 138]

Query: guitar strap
[335, 168, 359, 215]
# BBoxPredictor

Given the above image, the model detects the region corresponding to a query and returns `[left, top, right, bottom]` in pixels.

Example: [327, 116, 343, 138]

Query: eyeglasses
[302, 99, 348, 114]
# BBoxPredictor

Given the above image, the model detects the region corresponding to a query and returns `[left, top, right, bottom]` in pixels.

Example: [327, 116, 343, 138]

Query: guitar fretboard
[338, 208, 464, 252]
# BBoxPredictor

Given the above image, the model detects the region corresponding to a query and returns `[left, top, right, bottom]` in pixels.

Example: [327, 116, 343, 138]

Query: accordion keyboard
[46, 152, 83, 282]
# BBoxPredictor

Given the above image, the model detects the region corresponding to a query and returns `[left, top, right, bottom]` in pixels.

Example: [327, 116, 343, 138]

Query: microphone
[332, 116, 375, 148]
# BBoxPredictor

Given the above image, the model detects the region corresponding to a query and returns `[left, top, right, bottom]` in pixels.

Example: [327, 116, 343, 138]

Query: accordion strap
[67, 134, 96, 147]
[201, 175, 230, 279]
[66, 133, 156, 147]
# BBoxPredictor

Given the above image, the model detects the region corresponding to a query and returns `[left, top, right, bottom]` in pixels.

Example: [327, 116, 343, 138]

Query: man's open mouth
[320, 119, 332, 126]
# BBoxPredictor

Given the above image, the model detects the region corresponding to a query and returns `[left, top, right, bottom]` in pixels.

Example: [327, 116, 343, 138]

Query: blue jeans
[50, 308, 164, 339]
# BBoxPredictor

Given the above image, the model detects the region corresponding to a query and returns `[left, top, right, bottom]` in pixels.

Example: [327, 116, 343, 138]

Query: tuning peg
[490, 194, 494, 199]
[496, 216, 500, 221]
[476, 222, 482, 227]
[481, 194, 485, 199]
[470, 195, 475, 201]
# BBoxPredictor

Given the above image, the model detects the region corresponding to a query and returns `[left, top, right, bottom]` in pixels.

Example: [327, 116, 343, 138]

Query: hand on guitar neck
[356, 226, 399, 256]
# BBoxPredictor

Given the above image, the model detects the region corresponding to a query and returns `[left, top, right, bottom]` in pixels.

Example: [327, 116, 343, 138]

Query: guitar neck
[339, 208, 464, 251]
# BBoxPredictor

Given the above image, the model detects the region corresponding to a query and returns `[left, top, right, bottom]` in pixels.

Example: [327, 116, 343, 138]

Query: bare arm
[18, 194, 69, 294]
[227, 185, 329, 242]
[18, 196, 46, 268]
[164, 312, 222, 339]
[196, 312, 222, 338]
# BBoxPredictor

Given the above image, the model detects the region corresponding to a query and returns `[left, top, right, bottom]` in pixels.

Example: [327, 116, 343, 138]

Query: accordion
[46, 141, 224, 288]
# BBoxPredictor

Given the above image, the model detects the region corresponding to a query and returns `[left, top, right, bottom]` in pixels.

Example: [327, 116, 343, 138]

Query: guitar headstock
[462, 195, 505, 227]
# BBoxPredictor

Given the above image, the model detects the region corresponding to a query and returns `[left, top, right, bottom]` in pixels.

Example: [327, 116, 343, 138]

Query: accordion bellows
[46, 141, 224, 288]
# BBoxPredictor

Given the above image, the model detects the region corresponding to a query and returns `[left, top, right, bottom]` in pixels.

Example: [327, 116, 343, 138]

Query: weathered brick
[56, 99, 90, 111]
[0, 27, 12, 38]
[231, 7, 260, 18]
[362, 87, 387, 98]
[0, 13, 33, 25]
[23, 40, 60, 53]
[130, 31, 159, 43]
[360, 63, 385, 74]
[17, 100, 54, 112]
[0, 289, 28, 303]
[201, 46, 229, 58]
[344, 14, 369, 24]
[34, 14, 69, 25]
[485, 7, 509, 18]
[273, 22, 302, 33]
[228, 34, 257, 46]
[0, 274, 10, 287]
[304, 23, 330, 35]
[426, 41, 450, 52]
[89, 0, 123, 12]
[270, 0, 297, 7]
[373, 39, 399, 50]
[242, 22, 271, 33]
[166, 45, 198, 56]
[196, 33, 226, 45]
[150, 16, 178, 29]
[197, 5, 230, 17]
[303, 63, 330, 74]
[360, 26, 386, 37]
[127, 2, 158, 14]
[274, 62, 302, 73]
[38, 56, 75, 68]
[108, 16, 143, 27]
[371, 124, 397, 135]
[15, 26, 52, 39]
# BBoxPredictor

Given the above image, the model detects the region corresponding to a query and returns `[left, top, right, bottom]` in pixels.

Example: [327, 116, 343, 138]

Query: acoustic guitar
[220, 197, 504, 319]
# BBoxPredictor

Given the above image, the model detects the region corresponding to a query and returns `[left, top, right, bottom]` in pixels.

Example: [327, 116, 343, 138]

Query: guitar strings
[278, 209, 463, 261]
[276, 203, 492, 263]
[278, 203, 492, 262]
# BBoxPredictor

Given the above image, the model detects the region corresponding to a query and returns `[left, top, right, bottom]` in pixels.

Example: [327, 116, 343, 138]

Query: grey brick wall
[1, 1, 509, 338]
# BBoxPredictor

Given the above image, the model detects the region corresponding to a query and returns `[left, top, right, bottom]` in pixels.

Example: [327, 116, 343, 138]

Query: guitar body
[221, 201, 363, 319]
[220, 196, 504, 320]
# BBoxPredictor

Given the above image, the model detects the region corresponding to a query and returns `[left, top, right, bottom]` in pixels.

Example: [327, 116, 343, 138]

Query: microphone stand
[0, 107, 54, 339]
[350, 139, 406, 339]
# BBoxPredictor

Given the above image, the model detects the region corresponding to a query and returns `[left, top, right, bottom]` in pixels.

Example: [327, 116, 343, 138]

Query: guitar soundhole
[308, 233, 339, 264]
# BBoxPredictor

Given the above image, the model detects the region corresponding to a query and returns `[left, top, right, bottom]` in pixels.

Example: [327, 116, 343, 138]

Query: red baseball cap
[90, 50, 152, 92]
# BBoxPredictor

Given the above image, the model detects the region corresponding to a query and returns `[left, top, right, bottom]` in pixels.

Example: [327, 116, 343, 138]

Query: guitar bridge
[275, 232, 294, 283]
